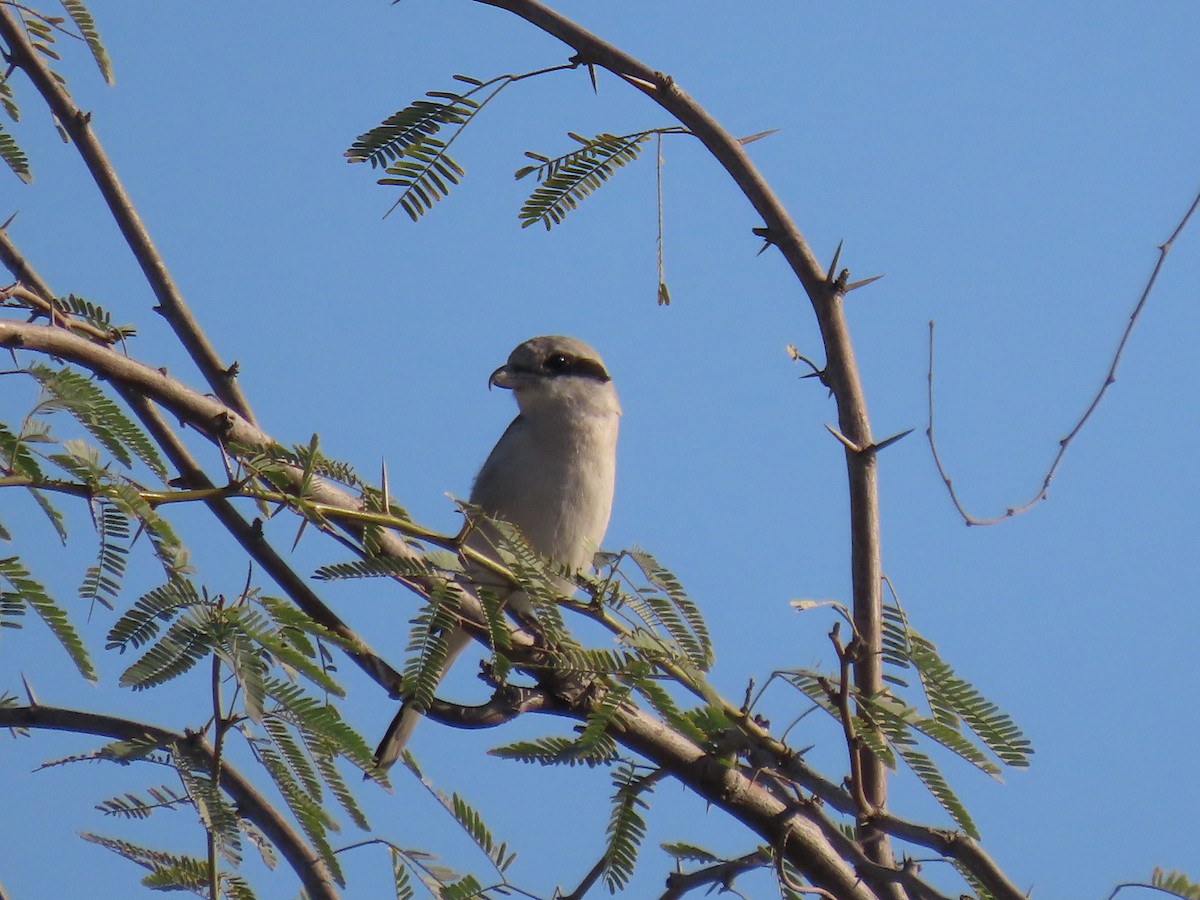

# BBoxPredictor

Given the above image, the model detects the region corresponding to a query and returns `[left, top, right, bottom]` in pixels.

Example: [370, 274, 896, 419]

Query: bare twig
[826, 623, 872, 817]
[660, 849, 769, 899]
[927, 186, 1200, 525]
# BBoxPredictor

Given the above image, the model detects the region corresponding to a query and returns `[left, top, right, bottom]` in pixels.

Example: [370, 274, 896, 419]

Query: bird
[374, 335, 621, 769]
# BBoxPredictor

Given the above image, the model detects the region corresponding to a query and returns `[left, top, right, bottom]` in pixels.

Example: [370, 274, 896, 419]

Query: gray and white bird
[374, 335, 621, 768]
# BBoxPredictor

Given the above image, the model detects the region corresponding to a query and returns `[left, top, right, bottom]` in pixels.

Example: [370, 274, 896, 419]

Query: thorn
[588, 63, 598, 94]
[291, 516, 308, 552]
[752, 226, 774, 257]
[0, 211, 17, 231]
[824, 423, 862, 453]
[869, 428, 915, 454]
[381, 459, 391, 511]
[827, 240, 844, 282]
[21, 672, 38, 706]
[617, 71, 657, 92]
[737, 128, 779, 146]
[845, 274, 884, 293]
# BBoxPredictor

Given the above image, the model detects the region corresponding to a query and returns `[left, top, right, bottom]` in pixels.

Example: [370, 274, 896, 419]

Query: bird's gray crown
[493, 335, 611, 387]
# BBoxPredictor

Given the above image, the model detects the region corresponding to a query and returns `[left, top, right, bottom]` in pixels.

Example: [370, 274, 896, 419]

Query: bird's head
[489, 335, 621, 419]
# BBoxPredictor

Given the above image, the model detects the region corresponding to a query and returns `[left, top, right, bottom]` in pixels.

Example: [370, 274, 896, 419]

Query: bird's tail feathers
[372, 627, 474, 771]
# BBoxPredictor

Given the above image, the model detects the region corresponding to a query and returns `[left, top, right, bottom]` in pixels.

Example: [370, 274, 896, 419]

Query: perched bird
[374, 335, 621, 768]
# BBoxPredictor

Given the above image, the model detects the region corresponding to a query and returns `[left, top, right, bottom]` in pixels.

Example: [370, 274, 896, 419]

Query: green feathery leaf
[627, 548, 712, 669]
[107, 578, 200, 652]
[117, 609, 214, 690]
[55, 293, 135, 339]
[390, 847, 417, 900]
[517, 131, 666, 230]
[79, 497, 130, 611]
[889, 737, 978, 838]
[403, 754, 516, 874]
[346, 86, 481, 168]
[0, 555, 95, 680]
[601, 761, 655, 891]
[490, 734, 618, 768]
[31, 364, 167, 478]
[0, 71, 18, 120]
[174, 759, 243, 866]
[79, 833, 208, 892]
[347, 79, 505, 222]
[402, 579, 460, 715]
[95, 784, 187, 820]
[313, 555, 437, 581]
[255, 741, 344, 885]
[661, 842, 722, 864]
[1151, 868, 1200, 900]
[576, 678, 634, 753]
[265, 677, 376, 775]
[0, 121, 31, 182]
[60, 0, 113, 84]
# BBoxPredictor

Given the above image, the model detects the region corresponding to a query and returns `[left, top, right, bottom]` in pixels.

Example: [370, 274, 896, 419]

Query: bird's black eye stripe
[541, 353, 610, 383]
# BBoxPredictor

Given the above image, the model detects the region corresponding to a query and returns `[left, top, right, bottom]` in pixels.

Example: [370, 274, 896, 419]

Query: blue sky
[2, 2, 1199, 897]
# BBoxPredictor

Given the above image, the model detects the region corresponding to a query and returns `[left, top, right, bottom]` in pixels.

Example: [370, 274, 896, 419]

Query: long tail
[373, 627, 473, 770]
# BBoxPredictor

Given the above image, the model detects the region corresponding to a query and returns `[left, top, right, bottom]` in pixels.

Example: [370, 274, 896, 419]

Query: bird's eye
[544, 353, 571, 372]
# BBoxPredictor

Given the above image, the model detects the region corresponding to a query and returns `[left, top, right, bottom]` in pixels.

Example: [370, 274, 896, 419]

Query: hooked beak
[488, 365, 513, 390]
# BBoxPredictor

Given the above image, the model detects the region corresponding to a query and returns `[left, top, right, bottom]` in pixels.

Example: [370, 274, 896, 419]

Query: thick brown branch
[0, 318, 482, 689]
[0, 704, 339, 900]
[0, 6, 256, 424]
[611, 705, 877, 898]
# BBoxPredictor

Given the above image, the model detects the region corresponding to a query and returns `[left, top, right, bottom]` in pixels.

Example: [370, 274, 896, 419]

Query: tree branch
[0, 5, 256, 424]
[474, 0, 894, 878]
[0, 703, 339, 900]
[869, 810, 1028, 900]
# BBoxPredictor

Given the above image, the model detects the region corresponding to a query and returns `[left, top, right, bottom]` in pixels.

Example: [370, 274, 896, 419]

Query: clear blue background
[2, 2, 1198, 897]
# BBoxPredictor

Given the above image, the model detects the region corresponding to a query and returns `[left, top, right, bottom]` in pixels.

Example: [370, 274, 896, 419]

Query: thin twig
[660, 850, 769, 899]
[927, 186, 1200, 525]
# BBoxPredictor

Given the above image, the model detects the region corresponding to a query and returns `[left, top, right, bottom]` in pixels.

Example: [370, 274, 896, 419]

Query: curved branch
[0, 317, 451, 692]
[474, 0, 893, 875]
[0, 5, 256, 424]
[870, 811, 1027, 900]
[0, 704, 339, 900]
[611, 705, 876, 899]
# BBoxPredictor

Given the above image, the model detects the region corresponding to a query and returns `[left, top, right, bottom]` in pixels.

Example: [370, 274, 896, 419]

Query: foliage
[515, 129, 682, 230]
[783, 596, 1034, 840]
[346, 75, 490, 221]
[1, 5, 1185, 899]
[0, 0, 111, 180]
